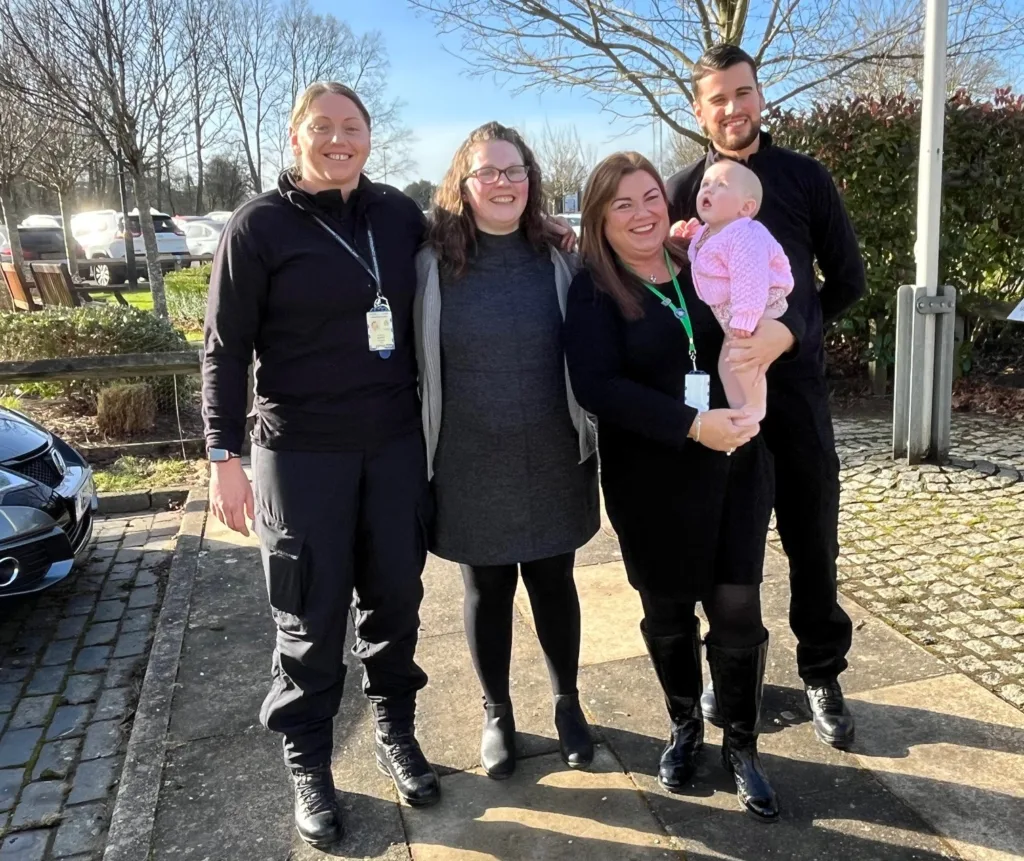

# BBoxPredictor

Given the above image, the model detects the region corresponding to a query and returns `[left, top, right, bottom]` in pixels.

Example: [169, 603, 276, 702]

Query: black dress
[563, 266, 774, 601]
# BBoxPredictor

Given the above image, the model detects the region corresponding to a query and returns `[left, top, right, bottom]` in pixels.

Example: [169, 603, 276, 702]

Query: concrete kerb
[102, 488, 208, 861]
[96, 488, 191, 515]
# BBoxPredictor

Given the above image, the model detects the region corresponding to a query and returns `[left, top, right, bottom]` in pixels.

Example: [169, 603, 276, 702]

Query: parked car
[19, 214, 63, 229]
[0, 226, 88, 273]
[204, 211, 233, 223]
[71, 208, 188, 286]
[0, 406, 96, 598]
[0, 224, 7, 249]
[182, 219, 224, 256]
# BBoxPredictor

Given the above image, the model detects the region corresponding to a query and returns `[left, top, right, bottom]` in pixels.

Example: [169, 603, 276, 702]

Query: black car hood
[0, 408, 52, 462]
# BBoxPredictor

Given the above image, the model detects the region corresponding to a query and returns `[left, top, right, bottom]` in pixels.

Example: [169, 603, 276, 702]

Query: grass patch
[0, 395, 22, 410]
[94, 456, 205, 492]
[86, 290, 155, 313]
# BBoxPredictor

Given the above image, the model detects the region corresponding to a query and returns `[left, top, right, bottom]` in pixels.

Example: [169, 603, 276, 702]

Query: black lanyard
[309, 214, 384, 300]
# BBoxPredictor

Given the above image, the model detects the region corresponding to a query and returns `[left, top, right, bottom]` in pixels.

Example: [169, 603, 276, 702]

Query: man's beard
[709, 118, 760, 153]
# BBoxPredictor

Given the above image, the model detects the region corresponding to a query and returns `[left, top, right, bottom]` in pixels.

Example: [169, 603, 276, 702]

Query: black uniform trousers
[761, 374, 852, 685]
[251, 432, 430, 770]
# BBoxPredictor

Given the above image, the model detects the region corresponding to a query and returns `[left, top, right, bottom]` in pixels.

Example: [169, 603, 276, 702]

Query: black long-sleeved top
[202, 172, 426, 453]
[666, 132, 865, 380]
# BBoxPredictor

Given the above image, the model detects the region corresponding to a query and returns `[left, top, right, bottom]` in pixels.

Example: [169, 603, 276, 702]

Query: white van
[71, 208, 189, 286]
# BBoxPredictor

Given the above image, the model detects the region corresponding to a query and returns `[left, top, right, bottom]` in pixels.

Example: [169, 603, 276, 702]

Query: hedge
[165, 263, 211, 333]
[0, 305, 197, 410]
[767, 89, 1024, 371]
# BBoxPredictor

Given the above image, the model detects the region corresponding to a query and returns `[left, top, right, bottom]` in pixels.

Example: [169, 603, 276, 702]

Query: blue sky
[337, 0, 655, 183]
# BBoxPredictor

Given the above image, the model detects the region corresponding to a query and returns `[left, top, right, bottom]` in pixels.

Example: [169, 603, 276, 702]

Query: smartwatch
[208, 448, 241, 463]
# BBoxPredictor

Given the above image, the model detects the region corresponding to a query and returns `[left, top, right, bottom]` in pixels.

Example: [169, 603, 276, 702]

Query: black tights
[640, 583, 765, 648]
[461, 552, 580, 704]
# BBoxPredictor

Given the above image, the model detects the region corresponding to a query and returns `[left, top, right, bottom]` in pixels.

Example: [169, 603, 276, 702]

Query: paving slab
[850, 673, 1024, 861]
[402, 747, 683, 860]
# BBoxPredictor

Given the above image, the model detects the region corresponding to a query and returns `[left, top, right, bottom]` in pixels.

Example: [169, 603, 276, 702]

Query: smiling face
[693, 61, 766, 158]
[696, 161, 760, 227]
[290, 92, 371, 193]
[602, 169, 670, 264]
[462, 140, 530, 235]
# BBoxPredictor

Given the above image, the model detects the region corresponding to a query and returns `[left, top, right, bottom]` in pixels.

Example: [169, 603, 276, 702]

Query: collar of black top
[704, 130, 774, 169]
[277, 170, 379, 221]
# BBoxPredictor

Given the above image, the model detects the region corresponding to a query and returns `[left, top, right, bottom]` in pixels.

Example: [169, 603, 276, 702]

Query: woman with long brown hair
[414, 122, 599, 780]
[563, 151, 790, 820]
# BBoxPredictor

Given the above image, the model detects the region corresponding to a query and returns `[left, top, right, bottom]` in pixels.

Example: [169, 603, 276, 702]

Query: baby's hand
[729, 327, 753, 339]
[670, 218, 702, 241]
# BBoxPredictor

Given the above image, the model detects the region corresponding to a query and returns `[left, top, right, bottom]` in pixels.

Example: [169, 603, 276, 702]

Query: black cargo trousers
[251, 432, 431, 770]
[761, 374, 853, 686]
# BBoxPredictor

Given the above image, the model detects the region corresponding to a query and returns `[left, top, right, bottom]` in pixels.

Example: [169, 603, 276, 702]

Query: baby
[671, 160, 794, 426]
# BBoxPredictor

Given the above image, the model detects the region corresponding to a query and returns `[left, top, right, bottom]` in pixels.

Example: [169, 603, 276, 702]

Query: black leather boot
[700, 681, 724, 728]
[291, 765, 343, 847]
[481, 703, 517, 779]
[806, 680, 855, 749]
[554, 694, 594, 769]
[707, 634, 779, 822]
[641, 620, 704, 793]
[374, 727, 441, 807]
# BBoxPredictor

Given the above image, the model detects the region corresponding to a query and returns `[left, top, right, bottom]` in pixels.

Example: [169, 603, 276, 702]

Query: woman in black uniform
[563, 151, 789, 821]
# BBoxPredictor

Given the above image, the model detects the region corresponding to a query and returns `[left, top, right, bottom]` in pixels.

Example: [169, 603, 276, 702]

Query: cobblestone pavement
[0, 509, 182, 860]
[771, 411, 1024, 713]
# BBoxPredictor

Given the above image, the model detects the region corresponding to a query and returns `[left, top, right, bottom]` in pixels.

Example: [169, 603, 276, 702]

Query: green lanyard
[632, 249, 698, 371]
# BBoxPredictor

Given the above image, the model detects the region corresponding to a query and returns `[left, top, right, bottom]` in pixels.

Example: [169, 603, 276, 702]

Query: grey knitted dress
[430, 230, 599, 566]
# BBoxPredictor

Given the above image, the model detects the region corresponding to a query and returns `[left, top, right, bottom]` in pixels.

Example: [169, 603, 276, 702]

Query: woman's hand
[726, 318, 795, 373]
[210, 458, 255, 536]
[690, 408, 760, 453]
[670, 217, 702, 241]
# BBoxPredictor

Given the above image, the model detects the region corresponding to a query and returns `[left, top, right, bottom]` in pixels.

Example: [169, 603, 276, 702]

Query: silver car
[183, 219, 225, 256]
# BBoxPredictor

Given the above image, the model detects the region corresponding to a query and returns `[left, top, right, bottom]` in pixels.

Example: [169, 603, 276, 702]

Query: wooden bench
[1, 262, 38, 311]
[29, 262, 89, 308]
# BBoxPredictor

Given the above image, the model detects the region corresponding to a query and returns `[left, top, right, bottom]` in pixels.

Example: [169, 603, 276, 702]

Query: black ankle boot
[291, 765, 343, 847]
[706, 634, 779, 822]
[554, 694, 594, 769]
[805, 680, 855, 749]
[641, 620, 705, 792]
[481, 703, 517, 779]
[374, 727, 441, 807]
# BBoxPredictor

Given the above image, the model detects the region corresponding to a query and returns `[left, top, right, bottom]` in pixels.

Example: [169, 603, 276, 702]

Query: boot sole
[815, 727, 855, 750]
[296, 824, 344, 848]
[375, 756, 442, 807]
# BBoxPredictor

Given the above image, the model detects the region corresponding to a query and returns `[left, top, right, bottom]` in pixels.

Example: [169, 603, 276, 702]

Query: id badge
[684, 370, 710, 413]
[366, 305, 396, 355]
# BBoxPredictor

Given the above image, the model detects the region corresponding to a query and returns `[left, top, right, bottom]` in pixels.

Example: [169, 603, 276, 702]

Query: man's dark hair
[691, 44, 759, 98]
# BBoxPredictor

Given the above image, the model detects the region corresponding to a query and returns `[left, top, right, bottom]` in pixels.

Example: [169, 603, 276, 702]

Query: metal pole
[116, 147, 139, 289]
[900, 0, 948, 463]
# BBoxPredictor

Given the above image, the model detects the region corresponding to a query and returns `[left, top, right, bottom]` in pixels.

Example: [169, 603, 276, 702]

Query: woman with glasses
[414, 122, 600, 780]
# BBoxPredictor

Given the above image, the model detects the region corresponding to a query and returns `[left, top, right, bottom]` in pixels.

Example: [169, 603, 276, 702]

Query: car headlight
[0, 467, 35, 504]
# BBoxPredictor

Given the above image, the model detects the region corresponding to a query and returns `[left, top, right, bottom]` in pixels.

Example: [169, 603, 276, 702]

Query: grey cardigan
[414, 243, 597, 480]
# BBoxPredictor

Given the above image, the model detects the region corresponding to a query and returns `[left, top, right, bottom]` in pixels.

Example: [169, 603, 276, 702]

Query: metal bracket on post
[892, 284, 956, 464]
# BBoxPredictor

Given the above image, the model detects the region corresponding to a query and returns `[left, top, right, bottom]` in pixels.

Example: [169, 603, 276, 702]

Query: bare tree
[411, 0, 1024, 141]
[0, 52, 40, 280]
[205, 152, 252, 209]
[662, 131, 707, 176]
[216, 0, 285, 193]
[29, 124, 99, 277]
[0, 0, 192, 318]
[534, 123, 596, 211]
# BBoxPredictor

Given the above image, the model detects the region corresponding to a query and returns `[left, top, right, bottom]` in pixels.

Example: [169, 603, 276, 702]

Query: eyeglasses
[465, 164, 529, 184]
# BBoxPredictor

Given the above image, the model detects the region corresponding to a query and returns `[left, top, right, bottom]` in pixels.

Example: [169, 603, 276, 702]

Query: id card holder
[684, 370, 710, 413]
[367, 300, 396, 359]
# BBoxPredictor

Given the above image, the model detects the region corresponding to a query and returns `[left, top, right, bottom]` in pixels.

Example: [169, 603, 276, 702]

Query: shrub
[0, 305, 196, 411]
[96, 383, 157, 437]
[165, 264, 211, 333]
[768, 89, 1024, 373]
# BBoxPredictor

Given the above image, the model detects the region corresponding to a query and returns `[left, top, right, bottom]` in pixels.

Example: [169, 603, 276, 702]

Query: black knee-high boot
[706, 633, 779, 821]
[641, 619, 704, 792]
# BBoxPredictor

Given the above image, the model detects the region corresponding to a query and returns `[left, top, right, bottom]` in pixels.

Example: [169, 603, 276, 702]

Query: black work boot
[805, 680, 855, 749]
[554, 693, 594, 769]
[707, 634, 779, 822]
[291, 765, 343, 847]
[481, 703, 517, 779]
[641, 620, 704, 792]
[374, 726, 441, 807]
